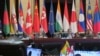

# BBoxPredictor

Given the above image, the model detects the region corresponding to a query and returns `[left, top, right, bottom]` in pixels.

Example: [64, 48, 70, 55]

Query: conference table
[23, 38, 100, 55]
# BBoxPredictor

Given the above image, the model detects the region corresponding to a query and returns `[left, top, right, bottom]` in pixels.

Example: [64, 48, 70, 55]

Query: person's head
[75, 54, 81, 56]
[75, 32, 80, 37]
[86, 29, 92, 34]
[67, 29, 72, 34]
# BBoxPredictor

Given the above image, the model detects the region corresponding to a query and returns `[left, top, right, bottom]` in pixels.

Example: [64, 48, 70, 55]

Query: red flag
[41, 0, 48, 33]
[70, 0, 77, 33]
[63, 0, 69, 32]
[78, 0, 86, 33]
[3, 1, 10, 35]
[25, 0, 33, 35]
[93, 0, 100, 34]
[33, 0, 40, 33]
[86, 0, 93, 32]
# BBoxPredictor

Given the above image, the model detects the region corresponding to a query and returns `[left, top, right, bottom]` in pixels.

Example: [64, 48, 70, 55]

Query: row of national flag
[2, 0, 100, 37]
[49, 0, 100, 34]
[49, 0, 100, 35]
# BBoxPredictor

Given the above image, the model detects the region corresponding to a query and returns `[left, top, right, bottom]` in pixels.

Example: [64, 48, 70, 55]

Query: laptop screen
[74, 51, 100, 56]
[27, 46, 42, 56]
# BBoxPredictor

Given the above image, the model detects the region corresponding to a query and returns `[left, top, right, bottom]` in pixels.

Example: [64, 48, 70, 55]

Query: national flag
[63, 0, 69, 32]
[3, 0, 10, 35]
[10, 2, 18, 34]
[67, 45, 74, 56]
[25, 0, 33, 35]
[55, 0, 63, 32]
[78, 0, 86, 33]
[60, 41, 70, 56]
[86, 0, 93, 32]
[41, 0, 48, 33]
[10, 22, 15, 34]
[33, 0, 40, 33]
[18, 0, 24, 32]
[93, 0, 100, 34]
[0, 21, 2, 34]
[48, 0, 55, 35]
[70, 0, 77, 33]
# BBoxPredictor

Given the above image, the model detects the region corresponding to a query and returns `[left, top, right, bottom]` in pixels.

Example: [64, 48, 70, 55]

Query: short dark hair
[75, 54, 81, 56]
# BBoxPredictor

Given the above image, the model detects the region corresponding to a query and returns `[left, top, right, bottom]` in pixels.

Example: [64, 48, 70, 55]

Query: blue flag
[48, 0, 55, 35]
[78, 0, 86, 33]
[18, 0, 24, 32]
[93, 0, 100, 33]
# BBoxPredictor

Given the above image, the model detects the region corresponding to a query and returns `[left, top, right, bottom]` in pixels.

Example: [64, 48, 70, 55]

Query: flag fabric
[93, 0, 100, 34]
[78, 0, 86, 33]
[48, 0, 55, 35]
[3, 1, 10, 35]
[0, 21, 2, 34]
[86, 0, 93, 32]
[41, 0, 48, 33]
[70, 0, 77, 33]
[10, 21, 15, 34]
[25, 0, 33, 35]
[63, 0, 69, 32]
[18, 0, 24, 32]
[10, 2, 18, 34]
[33, 0, 40, 33]
[60, 41, 70, 56]
[55, 0, 63, 32]
[67, 45, 74, 56]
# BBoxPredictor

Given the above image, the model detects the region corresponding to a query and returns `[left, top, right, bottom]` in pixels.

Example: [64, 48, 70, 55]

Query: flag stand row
[1, 0, 100, 39]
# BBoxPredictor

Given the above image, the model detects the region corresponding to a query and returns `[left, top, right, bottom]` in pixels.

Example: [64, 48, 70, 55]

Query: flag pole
[4, 0, 7, 39]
